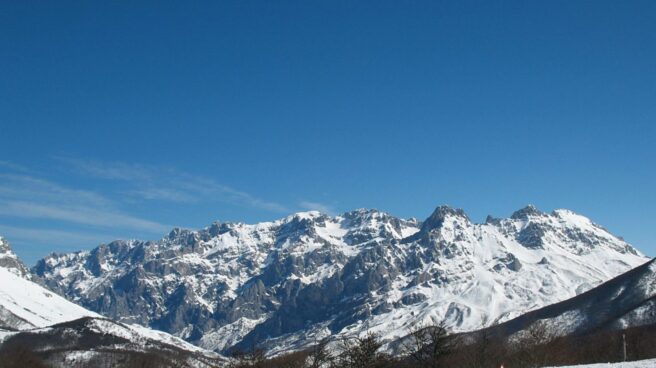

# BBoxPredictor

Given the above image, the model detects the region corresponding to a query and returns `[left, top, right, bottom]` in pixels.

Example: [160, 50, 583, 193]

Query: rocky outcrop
[0, 237, 30, 279]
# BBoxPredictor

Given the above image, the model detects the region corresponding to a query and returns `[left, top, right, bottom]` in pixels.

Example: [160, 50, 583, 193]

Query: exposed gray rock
[510, 204, 544, 220]
[0, 237, 30, 279]
[516, 222, 546, 248]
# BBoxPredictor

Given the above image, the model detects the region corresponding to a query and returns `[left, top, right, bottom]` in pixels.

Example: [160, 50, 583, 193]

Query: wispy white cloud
[299, 200, 335, 215]
[0, 173, 170, 233]
[54, 156, 154, 181]
[126, 188, 199, 203]
[0, 173, 113, 208]
[58, 157, 290, 213]
[0, 201, 169, 233]
[0, 160, 30, 173]
[0, 225, 117, 249]
[0, 157, 294, 262]
[176, 177, 290, 212]
[0, 159, 298, 263]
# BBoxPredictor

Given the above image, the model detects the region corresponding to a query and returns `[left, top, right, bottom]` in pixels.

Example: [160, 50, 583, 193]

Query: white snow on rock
[0, 266, 97, 328]
[31, 205, 651, 353]
[0, 236, 31, 279]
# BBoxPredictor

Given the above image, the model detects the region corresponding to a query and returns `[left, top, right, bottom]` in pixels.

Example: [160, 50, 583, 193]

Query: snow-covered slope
[0, 251, 225, 366]
[0, 267, 97, 329]
[32, 205, 649, 354]
[466, 258, 656, 342]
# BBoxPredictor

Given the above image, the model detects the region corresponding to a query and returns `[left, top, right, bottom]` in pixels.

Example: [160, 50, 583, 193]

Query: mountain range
[18, 204, 648, 355]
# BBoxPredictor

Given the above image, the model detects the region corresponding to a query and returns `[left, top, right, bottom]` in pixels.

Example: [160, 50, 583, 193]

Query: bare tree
[471, 328, 493, 368]
[510, 320, 553, 368]
[263, 350, 309, 368]
[0, 346, 48, 368]
[401, 321, 457, 368]
[307, 338, 333, 368]
[229, 346, 267, 368]
[334, 332, 390, 368]
[462, 326, 511, 368]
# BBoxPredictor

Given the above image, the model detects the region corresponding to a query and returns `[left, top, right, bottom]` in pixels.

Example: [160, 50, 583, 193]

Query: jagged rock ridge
[31, 205, 648, 355]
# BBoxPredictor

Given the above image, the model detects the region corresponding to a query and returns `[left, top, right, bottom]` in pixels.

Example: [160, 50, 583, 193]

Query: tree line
[1, 322, 655, 367]
[229, 322, 656, 368]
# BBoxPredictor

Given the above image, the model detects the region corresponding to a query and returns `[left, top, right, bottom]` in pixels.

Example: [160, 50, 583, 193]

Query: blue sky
[1, 1, 655, 264]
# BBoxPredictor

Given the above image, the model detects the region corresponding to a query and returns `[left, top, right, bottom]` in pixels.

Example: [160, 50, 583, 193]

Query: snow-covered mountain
[31, 205, 649, 355]
[0, 246, 225, 367]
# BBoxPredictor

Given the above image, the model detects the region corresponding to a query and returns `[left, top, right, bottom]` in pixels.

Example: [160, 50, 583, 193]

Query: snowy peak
[510, 204, 545, 220]
[551, 208, 614, 237]
[402, 205, 469, 243]
[0, 236, 30, 279]
[484, 205, 641, 256]
[421, 205, 470, 231]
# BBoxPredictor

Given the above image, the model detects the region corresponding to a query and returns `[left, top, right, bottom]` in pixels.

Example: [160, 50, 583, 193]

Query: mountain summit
[0, 236, 30, 279]
[402, 205, 469, 243]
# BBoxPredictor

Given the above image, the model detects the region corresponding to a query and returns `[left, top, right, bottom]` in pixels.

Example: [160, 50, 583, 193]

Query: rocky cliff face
[32, 205, 648, 354]
[0, 236, 31, 279]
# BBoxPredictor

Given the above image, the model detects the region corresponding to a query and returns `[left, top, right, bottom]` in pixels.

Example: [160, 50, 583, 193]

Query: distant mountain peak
[425, 204, 468, 225]
[485, 214, 500, 224]
[401, 205, 468, 243]
[287, 210, 324, 221]
[510, 204, 544, 220]
[0, 236, 31, 279]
